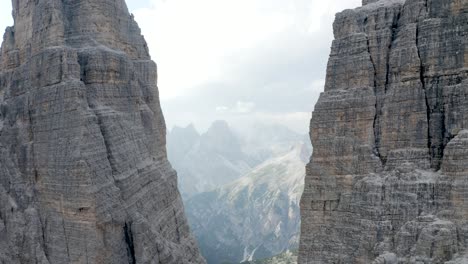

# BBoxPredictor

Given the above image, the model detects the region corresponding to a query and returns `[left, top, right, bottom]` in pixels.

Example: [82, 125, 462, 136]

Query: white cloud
[133, 0, 294, 100]
[0, 2, 13, 36]
[233, 101, 256, 114]
[215, 101, 255, 114]
[149, 0, 362, 133]
[228, 111, 312, 134]
[216, 106, 229, 113]
[132, 0, 361, 100]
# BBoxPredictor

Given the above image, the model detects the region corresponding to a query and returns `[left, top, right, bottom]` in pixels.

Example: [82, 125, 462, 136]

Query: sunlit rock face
[299, 0, 468, 263]
[0, 0, 205, 263]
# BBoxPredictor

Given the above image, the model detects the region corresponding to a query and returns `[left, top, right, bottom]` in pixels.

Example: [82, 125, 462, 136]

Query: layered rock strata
[300, 0, 468, 263]
[0, 0, 205, 263]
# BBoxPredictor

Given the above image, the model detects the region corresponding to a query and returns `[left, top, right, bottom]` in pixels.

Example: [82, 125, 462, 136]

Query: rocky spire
[0, 0, 205, 263]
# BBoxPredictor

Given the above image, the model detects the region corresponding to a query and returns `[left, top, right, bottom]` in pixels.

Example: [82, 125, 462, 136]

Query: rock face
[0, 0, 205, 263]
[299, 0, 468, 263]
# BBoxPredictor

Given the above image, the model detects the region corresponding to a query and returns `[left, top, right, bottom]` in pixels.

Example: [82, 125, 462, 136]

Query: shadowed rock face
[0, 0, 205, 263]
[299, 0, 468, 263]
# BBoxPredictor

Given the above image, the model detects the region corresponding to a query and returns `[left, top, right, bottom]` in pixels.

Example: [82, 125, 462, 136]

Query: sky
[0, 0, 361, 133]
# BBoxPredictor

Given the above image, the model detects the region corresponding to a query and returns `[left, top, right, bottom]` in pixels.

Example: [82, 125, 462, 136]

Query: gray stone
[0, 0, 205, 263]
[299, 0, 468, 263]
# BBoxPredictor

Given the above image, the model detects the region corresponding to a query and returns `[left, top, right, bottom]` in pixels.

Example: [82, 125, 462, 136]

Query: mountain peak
[171, 123, 200, 137]
[207, 120, 231, 133]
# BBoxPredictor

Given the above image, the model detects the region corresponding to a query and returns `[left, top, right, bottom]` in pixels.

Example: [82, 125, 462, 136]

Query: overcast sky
[0, 0, 361, 133]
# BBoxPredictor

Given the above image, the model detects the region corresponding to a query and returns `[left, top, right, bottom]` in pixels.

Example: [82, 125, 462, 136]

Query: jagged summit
[170, 124, 200, 145]
[205, 120, 231, 135]
[0, 0, 205, 263]
[168, 120, 256, 198]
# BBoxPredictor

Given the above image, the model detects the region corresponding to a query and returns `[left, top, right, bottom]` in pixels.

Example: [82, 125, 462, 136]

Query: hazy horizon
[0, 0, 361, 134]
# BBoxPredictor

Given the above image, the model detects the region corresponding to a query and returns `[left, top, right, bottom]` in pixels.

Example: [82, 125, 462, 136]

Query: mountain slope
[241, 250, 298, 264]
[186, 144, 310, 264]
[168, 121, 309, 199]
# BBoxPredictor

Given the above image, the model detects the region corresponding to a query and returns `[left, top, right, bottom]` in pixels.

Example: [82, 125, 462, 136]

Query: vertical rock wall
[0, 0, 205, 263]
[300, 0, 468, 263]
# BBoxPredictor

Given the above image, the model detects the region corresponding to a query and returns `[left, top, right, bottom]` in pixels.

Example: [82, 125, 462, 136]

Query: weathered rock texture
[299, 0, 468, 263]
[0, 0, 205, 263]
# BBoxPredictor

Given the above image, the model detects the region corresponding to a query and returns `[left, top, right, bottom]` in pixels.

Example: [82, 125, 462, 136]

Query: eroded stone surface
[299, 0, 468, 263]
[0, 0, 205, 263]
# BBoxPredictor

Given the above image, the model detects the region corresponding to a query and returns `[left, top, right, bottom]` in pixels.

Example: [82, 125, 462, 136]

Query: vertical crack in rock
[372, 8, 401, 167]
[124, 222, 136, 264]
[95, 112, 117, 175]
[61, 212, 71, 261]
[415, 0, 449, 171]
[26, 95, 40, 186]
[384, 10, 401, 94]
[368, 37, 385, 165]
[416, 22, 435, 169]
[39, 215, 50, 262]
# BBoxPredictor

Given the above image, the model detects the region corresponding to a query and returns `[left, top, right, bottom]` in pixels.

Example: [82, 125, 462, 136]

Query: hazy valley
[167, 121, 310, 263]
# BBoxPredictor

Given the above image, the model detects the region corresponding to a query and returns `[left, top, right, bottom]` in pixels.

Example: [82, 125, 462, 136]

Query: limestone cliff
[0, 0, 205, 263]
[299, 0, 468, 263]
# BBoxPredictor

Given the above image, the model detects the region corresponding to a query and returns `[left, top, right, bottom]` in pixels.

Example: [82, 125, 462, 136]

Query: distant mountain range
[186, 145, 309, 263]
[167, 121, 309, 199]
[167, 121, 259, 198]
[167, 121, 310, 263]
